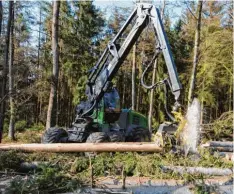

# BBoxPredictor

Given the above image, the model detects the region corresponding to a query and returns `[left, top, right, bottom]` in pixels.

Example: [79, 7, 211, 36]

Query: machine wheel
[127, 127, 151, 142]
[85, 132, 110, 157]
[41, 127, 68, 143]
[108, 131, 125, 142]
[86, 132, 110, 143]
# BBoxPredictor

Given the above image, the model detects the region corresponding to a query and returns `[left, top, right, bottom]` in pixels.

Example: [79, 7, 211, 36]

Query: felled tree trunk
[218, 152, 234, 161]
[19, 161, 49, 172]
[201, 141, 233, 148]
[161, 166, 232, 176]
[0, 142, 163, 153]
[210, 147, 233, 152]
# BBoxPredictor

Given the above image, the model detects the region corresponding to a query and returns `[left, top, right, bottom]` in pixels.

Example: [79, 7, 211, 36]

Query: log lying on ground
[201, 141, 233, 148]
[217, 152, 234, 161]
[210, 147, 233, 152]
[19, 162, 49, 172]
[161, 166, 232, 176]
[0, 143, 162, 153]
[96, 176, 232, 187]
[201, 141, 233, 152]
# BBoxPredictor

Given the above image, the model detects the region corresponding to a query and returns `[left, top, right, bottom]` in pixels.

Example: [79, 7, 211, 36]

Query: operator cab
[102, 84, 121, 123]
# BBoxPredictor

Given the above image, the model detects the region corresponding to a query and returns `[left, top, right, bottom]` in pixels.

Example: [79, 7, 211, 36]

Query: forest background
[0, 0, 232, 141]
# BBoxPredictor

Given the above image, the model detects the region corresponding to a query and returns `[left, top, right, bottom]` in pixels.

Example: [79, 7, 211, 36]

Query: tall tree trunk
[8, 4, 15, 140]
[56, 85, 59, 126]
[148, 59, 157, 132]
[0, 2, 13, 143]
[229, 84, 232, 111]
[187, 0, 203, 106]
[0, 1, 2, 100]
[148, 0, 165, 131]
[0, 1, 2, 37]
[136, 87, 140, 111]
[122, 73, 126, 108]
[37, 4, 41, 69]
[46, 1, 60, 130]
[200, 81, 204, 124]
[136, 54, 143, 112]
[36, 4, 42, 124]
[131, 44, 136, 110]
[160, 0, 165, 22]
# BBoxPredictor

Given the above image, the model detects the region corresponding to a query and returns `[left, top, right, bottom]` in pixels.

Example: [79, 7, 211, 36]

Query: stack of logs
[201, 141, 233, 161]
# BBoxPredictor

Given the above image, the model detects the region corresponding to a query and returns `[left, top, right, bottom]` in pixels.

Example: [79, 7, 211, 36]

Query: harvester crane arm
[78, 2, 182, 119]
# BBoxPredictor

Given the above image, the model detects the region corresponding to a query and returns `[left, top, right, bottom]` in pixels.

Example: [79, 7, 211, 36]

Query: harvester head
[154, 98, 201, 155]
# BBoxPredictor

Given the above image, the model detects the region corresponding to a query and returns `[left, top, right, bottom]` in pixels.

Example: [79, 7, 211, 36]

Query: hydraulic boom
[78, 1, 181, 119]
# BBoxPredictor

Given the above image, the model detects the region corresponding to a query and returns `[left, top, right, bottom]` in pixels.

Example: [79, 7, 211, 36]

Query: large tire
[86, 132, 110, 143]
[67, 120, 100, 143]
[41, 127, 68, 143]
[108, 131, 125, 142]
[126, 127, 151, 142]
[85, 132, 110, 157]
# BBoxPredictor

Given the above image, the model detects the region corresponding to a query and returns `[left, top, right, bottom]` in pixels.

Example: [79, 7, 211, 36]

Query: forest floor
[0, 130, 233, 193]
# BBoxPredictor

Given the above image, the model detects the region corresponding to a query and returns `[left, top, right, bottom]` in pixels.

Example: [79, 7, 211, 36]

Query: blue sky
[30, 0, 183, 47]
[94, 0, 134, 8]
[93, 0, 183, 25]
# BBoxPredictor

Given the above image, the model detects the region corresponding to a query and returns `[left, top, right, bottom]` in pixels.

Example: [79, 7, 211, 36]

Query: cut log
[217, 152, 234, 161]
[95, 176, 232, 187]
[210, 147, 233, 152]
[161, 166, 232, 176]
[19, 161, 49, 172]
[0, 143, 162, 153]
[201, 141, 233, 148]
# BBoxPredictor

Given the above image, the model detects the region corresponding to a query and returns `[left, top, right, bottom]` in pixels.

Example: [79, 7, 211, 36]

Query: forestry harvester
[41, 1, 182, 145]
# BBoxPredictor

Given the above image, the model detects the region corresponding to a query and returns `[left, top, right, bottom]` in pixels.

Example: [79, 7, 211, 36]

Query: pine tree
[46, 1, 60, 130]
[0, 1, 2, 37]
[187, 0, 203, 106]
[8, 2, 15, 140]
[0, 1, 13, 142]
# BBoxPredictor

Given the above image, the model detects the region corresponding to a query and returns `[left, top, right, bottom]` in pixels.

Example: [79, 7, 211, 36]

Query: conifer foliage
[0, 1, 232, 140]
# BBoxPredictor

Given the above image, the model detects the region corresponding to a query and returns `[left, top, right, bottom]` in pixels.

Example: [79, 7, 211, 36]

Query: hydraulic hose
[140, 49, 163, 89]
[79, 100, 97, 119]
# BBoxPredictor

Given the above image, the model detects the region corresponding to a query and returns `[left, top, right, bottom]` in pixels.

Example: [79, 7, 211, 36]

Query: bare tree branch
[186, 4, 198, 20]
